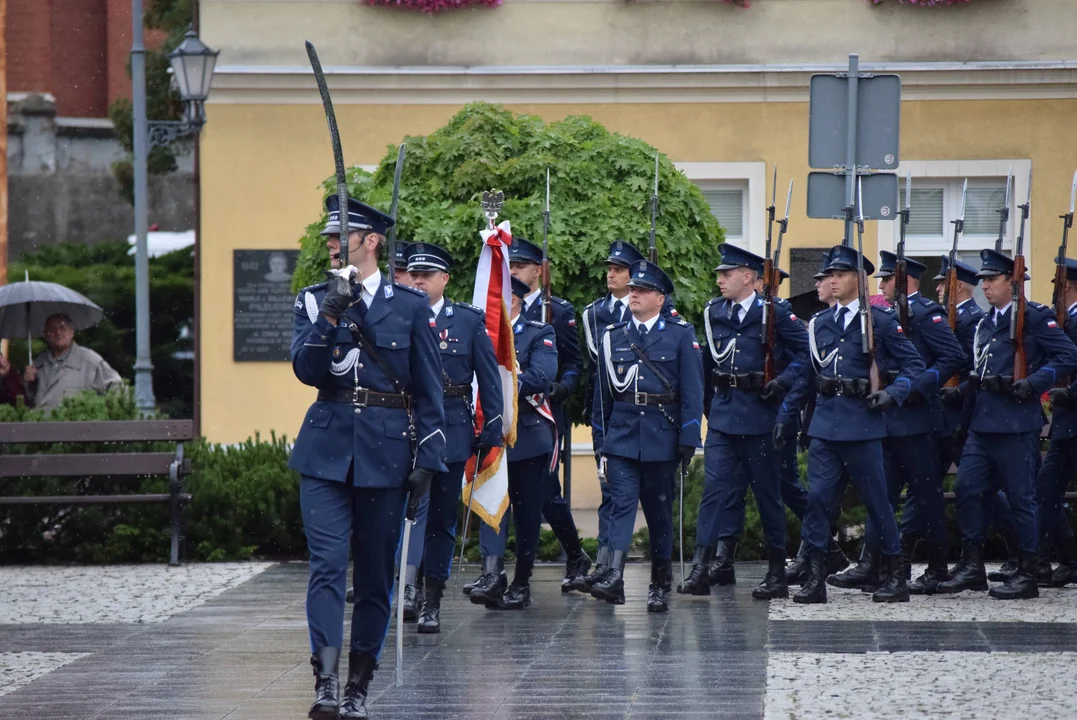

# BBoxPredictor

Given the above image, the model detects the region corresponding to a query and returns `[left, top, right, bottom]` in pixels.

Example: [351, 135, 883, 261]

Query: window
[898, 178, 1012, 254]
[675, 163, 765, 256]
[696, 183, 746, 242]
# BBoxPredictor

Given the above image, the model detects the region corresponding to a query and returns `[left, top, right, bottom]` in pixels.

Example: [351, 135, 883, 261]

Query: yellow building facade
[199, 0, 1077, 509]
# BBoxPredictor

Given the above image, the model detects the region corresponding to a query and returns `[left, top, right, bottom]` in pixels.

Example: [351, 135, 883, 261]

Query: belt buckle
[729, 374, 739, 389]
[352, 388, 369, 407]
[634, 391, 648, 406]
[834, 379, 844, 397]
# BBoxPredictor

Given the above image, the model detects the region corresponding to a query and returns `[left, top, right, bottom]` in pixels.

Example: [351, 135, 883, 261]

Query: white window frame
[675, 162, 766, 257]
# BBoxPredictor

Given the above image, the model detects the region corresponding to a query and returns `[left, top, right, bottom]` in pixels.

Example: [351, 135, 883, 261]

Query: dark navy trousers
[872, 434, 947, 547]
[301, 476, 406, 657]
[542, 435, 582, 555]
[418, 461, 467, 582]
[606, 456, 676, 559]
[955, 431, 1040, 552]
[1036, 438, 1077, 545]
[477, 456, 548, 580]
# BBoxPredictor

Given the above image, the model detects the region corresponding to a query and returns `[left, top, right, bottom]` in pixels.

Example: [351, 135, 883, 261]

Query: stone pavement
[0, 561, 1075, 719]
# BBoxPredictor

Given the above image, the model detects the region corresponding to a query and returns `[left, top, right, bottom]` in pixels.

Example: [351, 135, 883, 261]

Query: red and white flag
[462, 220, 518, 530]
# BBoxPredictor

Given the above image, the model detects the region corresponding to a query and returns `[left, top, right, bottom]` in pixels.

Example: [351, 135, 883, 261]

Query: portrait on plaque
[233, 249, 299, 362]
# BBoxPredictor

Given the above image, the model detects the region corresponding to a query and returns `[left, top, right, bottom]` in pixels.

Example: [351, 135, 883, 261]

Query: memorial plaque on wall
[233, 250, 299, 361]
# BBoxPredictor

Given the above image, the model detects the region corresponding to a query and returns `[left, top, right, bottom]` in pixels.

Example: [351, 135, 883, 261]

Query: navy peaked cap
[715, 243, 766, 274]
[607, 240, 645, 268]
[405, 242, 454, 273]
[933, 255, 979, 285]
[825, 244, 875, 276]
[875, 251, 928, 280]
[627, 260, 674, 295]
[321, 195, 395, 237]
[508, 237, 543, 265]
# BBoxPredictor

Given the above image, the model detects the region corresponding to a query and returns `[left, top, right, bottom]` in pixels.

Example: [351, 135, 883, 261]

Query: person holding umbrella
[24, 313, 122, 411]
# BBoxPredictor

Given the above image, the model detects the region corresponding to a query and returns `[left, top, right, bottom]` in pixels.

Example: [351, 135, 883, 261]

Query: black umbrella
[0, 274, 104, 364]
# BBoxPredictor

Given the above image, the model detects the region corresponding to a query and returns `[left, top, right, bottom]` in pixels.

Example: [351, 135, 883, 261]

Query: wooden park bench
[0, 420, 194, 566]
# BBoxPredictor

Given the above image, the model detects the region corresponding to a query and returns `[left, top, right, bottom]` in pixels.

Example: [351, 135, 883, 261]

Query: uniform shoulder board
[1028, 301, 1049, 311]
[677, 318, 689, 326]
[552, 296, 572, 308]
[705, 297, 720, 308]
[1069, 305, 1077, 316]
[395, 284, 428, 298]
[526, 319, 547, 328]
[454, 301, 483, 315]
[811, 307, 830, 320]
[299, 281, 328, 294]
[606, 321, 627, 331]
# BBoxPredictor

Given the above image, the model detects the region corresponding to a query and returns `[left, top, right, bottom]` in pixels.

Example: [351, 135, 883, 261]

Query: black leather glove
[404, 467, 435, 520]
[797, 431, 810, 454]
[548, 382, 570, 404]
[939, 386, 964, 409]
[760, 377, 788, 402]
[677, 444, 696, 472]
[773, 423, 787, 450]
[472, 438, 496, 458]
[1049, 387, 1075, 409]
[1011, 379, 1037, 402]
[319, 269, 354, 319]
[867, 390, 895, 411]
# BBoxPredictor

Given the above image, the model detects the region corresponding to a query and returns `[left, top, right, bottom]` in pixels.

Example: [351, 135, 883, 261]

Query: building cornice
[208, 61, 1077, 105]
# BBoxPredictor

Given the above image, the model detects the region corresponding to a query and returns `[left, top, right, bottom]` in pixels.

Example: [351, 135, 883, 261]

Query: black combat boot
[988, 538, 1019, 582]
[562, 549, 593, 594]
[469, 556, 507, 608]
[417, 577, 445, 634]
[792, 547, 827, 604]
[574, 546, 610, 592]
[402, 583, 420, 623]
[498, 581, 532, 609]
[936, 541, 988, 593]
[591, 550, 627, 605]
[989, 550, 1040, 600]
[346, 587, 355, 604]
[708, 538, 737, 586]
[1033, 551, 1053, 587]
[462, 558, 486, 597]
[826, 538, 851, 576]
[785, 541, 810, 586]
[648, 558, 672, 613]
[899, 535, 918, 581]
[872, 554, 911, 603]
[1052, 537, 1077, 587]
[677, 545, 713, 595]
[308, 647, 341, 720]
[827, 544, 880, 590]
[753, 547, 789, 600]
[909, 544, 950, 595]
[339, 651, 376, 720]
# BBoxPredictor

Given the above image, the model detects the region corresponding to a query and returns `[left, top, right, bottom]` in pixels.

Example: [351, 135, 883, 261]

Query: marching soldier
[290, 195, 446, 719]
[508, 237, 592, 590]
[679, 244, 809, 601]
[392, 245, 410, 285]
[591, 260, 704, 611]
[1038, 257, 1077, 586]
[404, 242, 504, 632]
[794, 245, 925, 604]
[832, 252, 963, 595]
[938, 249, 1077, 599]
[468, 277, 559, 610]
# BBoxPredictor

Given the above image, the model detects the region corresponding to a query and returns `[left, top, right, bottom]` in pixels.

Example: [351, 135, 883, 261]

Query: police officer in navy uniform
[679, 244, 809, 601]
[290, 195, 446, 719]
[577, 239, 677, 592]
[938, 249, 1077, 599]
[591, 260, 704, 611]
[403, 242, 504, 632]
[508, 237, 591, 590]
[1038, 257, 1077, 587]
[392, 244, 410, 285]
[794, 245, 925, 605]
[468, 277, 559, 610]
[832, 252, 963, 595]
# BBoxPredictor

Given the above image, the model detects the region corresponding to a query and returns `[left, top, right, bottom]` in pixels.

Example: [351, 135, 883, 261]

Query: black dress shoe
[497, 582, 531, 609]
[677, 545, 713, 595]
[826, 538, 851, 576]
[1052, 537, 1077, 587]
[988, 540, 1019, 582]
[872, 554, 910, 603]
[339, 652, 376, 719]
[469, 556, 508, 608]
[785, 541, 810, 586]
[752, 547, 789, 600]
[573, 547, 609, 592]
[909, 544, 950, 595]
[417, 577, 445, 634]
[1033, 552, 1053, 587]
[345, 587, 355, 604]
[590, 550, 626, 605]
[708, 538, 737, 586]
[562, 549, 593, 593]
[402, 584, 420, 622]
[792, 547, 827, 604]
[989, 551, 1040, 600]
[648, 559, 672, 613]
[308, 646, 341, 720]
[936, 542, 988, 594]
[827, 545, 880, 590]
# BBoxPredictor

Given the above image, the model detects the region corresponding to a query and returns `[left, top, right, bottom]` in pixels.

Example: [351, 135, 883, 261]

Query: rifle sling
[624, 328, 677, 396]
[345, 319, 407, 395]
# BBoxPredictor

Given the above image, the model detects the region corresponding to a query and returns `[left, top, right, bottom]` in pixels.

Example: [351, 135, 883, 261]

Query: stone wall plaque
[233, 249, 299, 362]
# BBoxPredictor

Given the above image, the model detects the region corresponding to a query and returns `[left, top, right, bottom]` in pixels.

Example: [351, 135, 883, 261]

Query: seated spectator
[23, 314, 123, 411]
[0, 353, 26, 407]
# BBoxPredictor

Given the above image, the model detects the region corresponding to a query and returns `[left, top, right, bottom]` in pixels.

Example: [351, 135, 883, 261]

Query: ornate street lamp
[149, 28, 220, 146]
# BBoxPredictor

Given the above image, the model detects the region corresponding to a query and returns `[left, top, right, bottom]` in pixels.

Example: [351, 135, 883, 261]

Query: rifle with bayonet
[895, 173, 911, 333]
[386, 144, 407, 278]
[943, 179, 969, 388]
[542, 168, 552, 324]
[994, 167, 1013, 254]
[855, 179, 881, 393]
[648, 152, 659, 263]
[1012, 169, 1031, 381]
[305, 41, 350, 267]
[764, 174, 792, 384]
[762, 166, 778, 382]
[1054, 171, 1077, 328]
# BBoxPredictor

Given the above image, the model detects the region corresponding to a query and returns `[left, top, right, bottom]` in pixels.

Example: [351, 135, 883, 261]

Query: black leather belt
[713, 371, 765, 391]
[443, 384, 471, 398]
[980, 375, 1014, 393]
[318, 387, 409, 408]
[614, 391, 680, 406]
[816, 377, 871, 398]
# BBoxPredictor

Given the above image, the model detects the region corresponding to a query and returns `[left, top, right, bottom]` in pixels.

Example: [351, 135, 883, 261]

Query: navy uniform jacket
[967, 302, 1077, 434]
[591, 317, 705, 462]
[1049, 304, 1077, 441]
[435, 299, 504, 464]
[702, 293, 810, 435]
[288, 276, 447, 486]
[807, 304, 926, 442]
[880, 293, 965, 436]
[942, 298, 986, 431]
[523, 295, 581, 429]
[510, 318, 559, 461]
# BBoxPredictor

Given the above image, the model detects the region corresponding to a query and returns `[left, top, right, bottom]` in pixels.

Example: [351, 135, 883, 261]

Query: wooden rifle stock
[943, 267, 960, 388]
[1055, 258, 1068, 328]
[1012, 254, 1028, 381]
[541, 259, 552, 324]
[894, 260, 909, 333]
[762, 258, 777, 383]
[860, 269, 881, 393]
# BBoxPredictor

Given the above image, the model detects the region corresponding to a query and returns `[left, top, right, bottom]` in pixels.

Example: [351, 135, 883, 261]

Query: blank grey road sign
[807, 172, 899, 220]
[809, 74, 901, 170]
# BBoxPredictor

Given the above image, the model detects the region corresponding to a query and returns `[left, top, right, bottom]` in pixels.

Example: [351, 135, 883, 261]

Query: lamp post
[130, 1, 218, 415]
